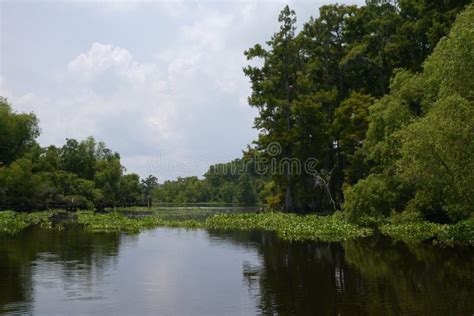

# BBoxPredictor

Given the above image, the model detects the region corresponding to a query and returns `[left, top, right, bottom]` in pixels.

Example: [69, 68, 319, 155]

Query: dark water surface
[1, 225, 473, 315]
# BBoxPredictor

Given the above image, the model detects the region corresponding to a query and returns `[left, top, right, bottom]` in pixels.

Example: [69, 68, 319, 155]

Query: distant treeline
[152, 158, 264, 206]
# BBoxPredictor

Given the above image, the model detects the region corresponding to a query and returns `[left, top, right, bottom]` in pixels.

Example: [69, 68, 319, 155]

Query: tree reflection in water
[1, 226, 472, 315]
[209, 230, 474, 315]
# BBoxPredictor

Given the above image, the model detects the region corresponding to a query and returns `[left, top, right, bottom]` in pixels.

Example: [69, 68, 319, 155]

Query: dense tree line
[152, 158, 261, 206]
[0, 98, 156, 210]
[243, 1, 473, 222]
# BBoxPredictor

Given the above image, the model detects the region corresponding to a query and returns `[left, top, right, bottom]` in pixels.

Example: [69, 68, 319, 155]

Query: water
[1, 225, 473, 315]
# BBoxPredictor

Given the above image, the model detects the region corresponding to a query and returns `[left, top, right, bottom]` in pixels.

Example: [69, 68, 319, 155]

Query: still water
[1, 225, 473, 315]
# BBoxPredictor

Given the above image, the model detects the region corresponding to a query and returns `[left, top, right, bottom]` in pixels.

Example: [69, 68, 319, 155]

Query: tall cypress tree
[244, 5, 300, 212]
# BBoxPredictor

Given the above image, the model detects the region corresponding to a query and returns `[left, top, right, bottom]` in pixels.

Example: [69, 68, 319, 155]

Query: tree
[94, 157, 123, 207]
[0, 159, 36, 209]
[119, 174, 143, 205]
[333, 92, 374, 184]
[344, 4, 474, 223]
[399, 95, 474, 222]
[218, 182, 237, 204]
[236, 174, 257, 206]
[244, 5, 302, 212]
[0, 98, 39, 165]
[396, 5, 474, 221]
[141, 175, 158, 206]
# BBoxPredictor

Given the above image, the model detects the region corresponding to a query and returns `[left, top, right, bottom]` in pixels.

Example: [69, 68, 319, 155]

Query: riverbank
[1, 209, 472, 246]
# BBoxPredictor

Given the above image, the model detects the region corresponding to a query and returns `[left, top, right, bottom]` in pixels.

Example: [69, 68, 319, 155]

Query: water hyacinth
[3, 210, 473, 246]
[435, 219, 474, 247]
[77, 211, 371, 242]
[379, 222, 446, 243]
[0, 210, 60, 234]
[206, 213, 373, 242]
[379, 218, 474, 247]
[77, 211, 203, 234]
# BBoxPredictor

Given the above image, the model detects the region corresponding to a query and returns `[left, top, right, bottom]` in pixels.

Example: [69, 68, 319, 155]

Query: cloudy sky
[0, 0, 362, 181]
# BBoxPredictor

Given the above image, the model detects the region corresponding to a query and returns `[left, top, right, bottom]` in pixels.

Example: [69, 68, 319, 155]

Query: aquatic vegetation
[77, 211, 371, 241]
[379, 218, 474, 247]
[435, 218, 474, 247]
[3, 210, 473, 246]
[0, 210, 60, 234]
[206, 213, 373, 242]
[379, 221, 446, 243]
[77, 211, 203, 234]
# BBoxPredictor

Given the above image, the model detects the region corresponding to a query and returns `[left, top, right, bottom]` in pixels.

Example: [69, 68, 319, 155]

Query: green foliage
[436, 218, 474, 247]
[0, 98, 39, 165]
[343, 174, 409, 222]
[118, 174, 142, 205]
[206, 212, 372, 242]
[423, 4, 474, 101]
[0, 159, 36, 207]
[363, 70, 425, 168]
[235, 174, 257, 206]
[0, 102, 150, 211]
[333, 92, 374, 154]
[244, 5, 303, 211]
[0, 210, 58, 234]
[380, 221, 445, 244]
[77, 210, 373, 242]
[258, 180, 283, 210]
[2, 208, 471, 246]
[151, 157, 263, 205]
[77, 211, 202, 234]
[93, 156, 123, 206]
[379, 213, 474, 247]
[398, 95, 474, 221]
[333, 92, 374, 184]
[153, 176, 211, 204]
[141, 175, 158, 202]
[344, 4, 474, 223]
[0, 211, 31, 234]
[243, 1, 468, 212]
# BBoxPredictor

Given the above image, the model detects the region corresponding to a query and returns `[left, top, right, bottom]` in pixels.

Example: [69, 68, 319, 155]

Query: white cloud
[68, 43, 132, 78]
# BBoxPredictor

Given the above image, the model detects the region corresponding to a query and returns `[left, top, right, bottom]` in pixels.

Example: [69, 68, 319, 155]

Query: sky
[0, 0, 363, 181]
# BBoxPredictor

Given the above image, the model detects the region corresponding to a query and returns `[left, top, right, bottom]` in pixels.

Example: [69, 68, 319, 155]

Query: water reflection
[208, 230, 474, 315]
[343, 238, 474, 315]
[0, 226, 473, 315]
[0, 225, 121, 314]
[210, 230, 352, 315]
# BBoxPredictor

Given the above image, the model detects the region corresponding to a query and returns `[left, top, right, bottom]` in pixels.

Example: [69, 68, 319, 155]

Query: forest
[1, 1, 473, 227]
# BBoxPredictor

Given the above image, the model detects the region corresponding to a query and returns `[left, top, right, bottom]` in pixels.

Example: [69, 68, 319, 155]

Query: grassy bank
[1, 209, 472, 246]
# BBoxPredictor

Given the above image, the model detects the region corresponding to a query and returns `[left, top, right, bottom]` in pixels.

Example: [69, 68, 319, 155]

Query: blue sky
[0, 0, 363, 181]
